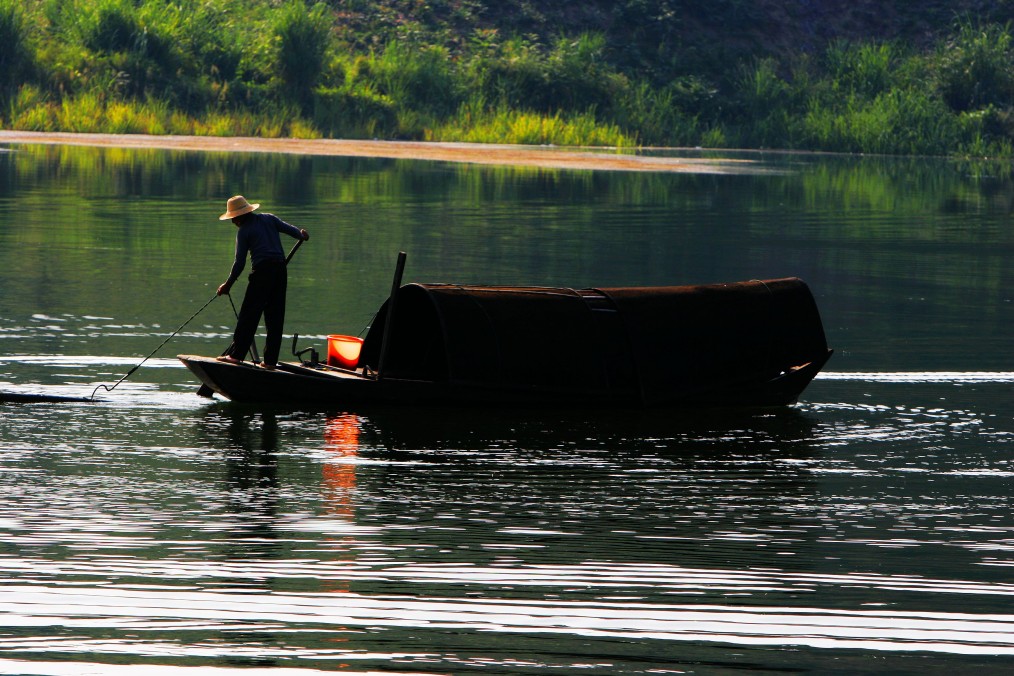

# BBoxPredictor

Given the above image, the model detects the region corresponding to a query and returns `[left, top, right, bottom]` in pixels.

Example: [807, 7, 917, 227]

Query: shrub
[467, 35, 549, 110]
[272, 0, 332, 109]
[313, 83, 398, 138]
[362, 42, 460, 118]
[734, 58, 792, 145]
[614, 80, 708, 146]
[79, 0, 139, 54]
[65, 0, 180, 102]
[543, 33, 622, 113]
[937, 21, 1014, 112]
[825, 40, 897, 100]
[465, 33, 625, 115]
[0, 0, 33, 99]
[802, 87, 960, 155]
[8, 86, 54, 130]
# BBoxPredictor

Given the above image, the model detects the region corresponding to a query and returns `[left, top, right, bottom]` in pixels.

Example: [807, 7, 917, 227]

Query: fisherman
[216, 195, 309, 370]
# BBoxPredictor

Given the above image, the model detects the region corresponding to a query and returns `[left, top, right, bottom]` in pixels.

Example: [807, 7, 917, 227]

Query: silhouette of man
[216, 195, 309, 370]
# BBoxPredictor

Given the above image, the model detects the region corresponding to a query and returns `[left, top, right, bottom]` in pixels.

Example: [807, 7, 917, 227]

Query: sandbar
[0, 130, 754, 174]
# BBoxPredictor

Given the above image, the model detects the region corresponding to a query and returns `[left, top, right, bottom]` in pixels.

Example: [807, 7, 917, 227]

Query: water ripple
[2, 558, 1012, 600]
[818, 371, 1014, 383]
[0, 659, 430, 676]
[1, 584, 1011, 656]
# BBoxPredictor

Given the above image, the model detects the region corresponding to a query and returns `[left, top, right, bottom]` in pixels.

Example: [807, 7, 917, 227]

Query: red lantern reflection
[323, 413, 359, 520]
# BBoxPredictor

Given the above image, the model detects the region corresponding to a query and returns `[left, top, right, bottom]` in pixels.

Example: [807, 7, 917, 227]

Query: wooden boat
[179, 275, 832, 408]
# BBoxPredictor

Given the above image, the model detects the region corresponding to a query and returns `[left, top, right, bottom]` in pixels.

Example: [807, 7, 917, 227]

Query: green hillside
[3, 0, 1014, 155]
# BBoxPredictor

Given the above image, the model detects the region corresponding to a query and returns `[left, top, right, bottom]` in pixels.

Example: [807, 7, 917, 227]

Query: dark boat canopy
[358, 278, 830, 405]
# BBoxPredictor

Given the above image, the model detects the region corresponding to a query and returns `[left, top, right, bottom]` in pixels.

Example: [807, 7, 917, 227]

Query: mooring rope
[90, 293, 219, 401]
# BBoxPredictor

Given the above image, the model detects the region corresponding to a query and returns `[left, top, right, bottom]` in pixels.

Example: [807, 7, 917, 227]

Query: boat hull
[178, 350, 832, 409]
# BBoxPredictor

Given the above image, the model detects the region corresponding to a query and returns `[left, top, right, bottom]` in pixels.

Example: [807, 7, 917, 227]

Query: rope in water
[90, 293, 219, 401]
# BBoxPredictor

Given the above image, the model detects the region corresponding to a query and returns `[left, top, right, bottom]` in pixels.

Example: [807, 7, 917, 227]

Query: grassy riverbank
[3, 1, 1014, 155]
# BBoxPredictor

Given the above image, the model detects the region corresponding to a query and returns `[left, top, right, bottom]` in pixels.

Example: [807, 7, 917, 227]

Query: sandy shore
[0, 130, 754, 174]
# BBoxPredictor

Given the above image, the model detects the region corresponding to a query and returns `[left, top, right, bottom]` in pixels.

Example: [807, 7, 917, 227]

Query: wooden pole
[377, 251, 407, 379]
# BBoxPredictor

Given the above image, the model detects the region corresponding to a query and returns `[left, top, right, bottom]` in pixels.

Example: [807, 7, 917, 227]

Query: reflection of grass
[7, 141, 1014, 306]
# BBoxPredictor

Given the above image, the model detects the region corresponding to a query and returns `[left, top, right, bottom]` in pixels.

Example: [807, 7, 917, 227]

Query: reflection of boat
[351, 404, 822, 461]
[179, 277, 832, 408]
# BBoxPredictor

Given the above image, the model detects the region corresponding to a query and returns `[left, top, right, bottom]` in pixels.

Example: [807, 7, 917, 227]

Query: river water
[0, 143, 1012, 674]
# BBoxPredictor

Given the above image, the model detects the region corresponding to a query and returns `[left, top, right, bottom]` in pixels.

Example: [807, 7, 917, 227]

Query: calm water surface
[0, 144, 1012, 674]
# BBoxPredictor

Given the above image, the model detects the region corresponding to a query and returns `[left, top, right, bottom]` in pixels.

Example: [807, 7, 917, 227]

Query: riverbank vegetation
[3, 0, 1014, 155]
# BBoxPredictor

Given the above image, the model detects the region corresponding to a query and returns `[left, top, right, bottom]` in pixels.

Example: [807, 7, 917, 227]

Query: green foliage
[5, 1, 1014, 154]
[467, 35, 551, 110]
[433, 102, 635, 147]
[734, 58, 795, 147]
[613, 80, 710, 147]
[936, 21, 1014, 112]
[154, 0, 250, 101]
[272, 1, 332, 108]
[8, 86, 53, 131]
[543, 33, 624, 113]
[727, 35, 1014, 157]
[825, 40, 897, 99]
[38, 0, 179, 102]
[465, 33, 624, 115]
[312, 83, 398, 138]
[78, 0, 141, 54]
[801, 88, 961, 155]
[358, 42, 460, 118]
[0, 0, 33, 100]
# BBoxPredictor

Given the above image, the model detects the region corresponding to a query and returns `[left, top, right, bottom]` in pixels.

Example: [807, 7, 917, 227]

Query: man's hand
[300, 229, 310, 241]
[217, 282, 231, 296]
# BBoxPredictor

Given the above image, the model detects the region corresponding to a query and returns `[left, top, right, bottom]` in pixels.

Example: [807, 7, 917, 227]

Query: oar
[197, 237, 306, 398]
[286, 237, 304, 264]
[95, 292, 219, 400]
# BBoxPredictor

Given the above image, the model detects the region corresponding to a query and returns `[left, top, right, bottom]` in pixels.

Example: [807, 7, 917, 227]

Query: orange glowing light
[327, 334, 363, 369]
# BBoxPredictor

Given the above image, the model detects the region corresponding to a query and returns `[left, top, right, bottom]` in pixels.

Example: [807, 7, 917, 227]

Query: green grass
[3, 1, 1014, 155]
[430, 104, 636, 147]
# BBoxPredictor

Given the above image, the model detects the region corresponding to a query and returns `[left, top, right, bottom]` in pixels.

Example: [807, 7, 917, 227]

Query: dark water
[0, 144, 1012, 675]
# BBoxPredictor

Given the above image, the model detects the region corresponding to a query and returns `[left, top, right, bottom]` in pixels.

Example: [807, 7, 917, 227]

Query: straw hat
[219, 195, 260, 220]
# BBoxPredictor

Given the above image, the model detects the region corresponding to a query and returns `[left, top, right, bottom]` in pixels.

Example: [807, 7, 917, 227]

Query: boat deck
[276, 361, 372, 380]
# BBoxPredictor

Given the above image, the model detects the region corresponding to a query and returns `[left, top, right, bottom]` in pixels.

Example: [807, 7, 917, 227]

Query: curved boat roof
[359, 278, 829, 405]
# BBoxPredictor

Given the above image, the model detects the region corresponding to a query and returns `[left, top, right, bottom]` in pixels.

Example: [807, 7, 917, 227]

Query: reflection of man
[216, 195, 309, 370]
[218, 410, 280, 564]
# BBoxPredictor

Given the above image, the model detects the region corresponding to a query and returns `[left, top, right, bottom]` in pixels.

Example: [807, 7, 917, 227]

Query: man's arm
[272, 214, 309, 242]
[218, 232, 248, 295]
